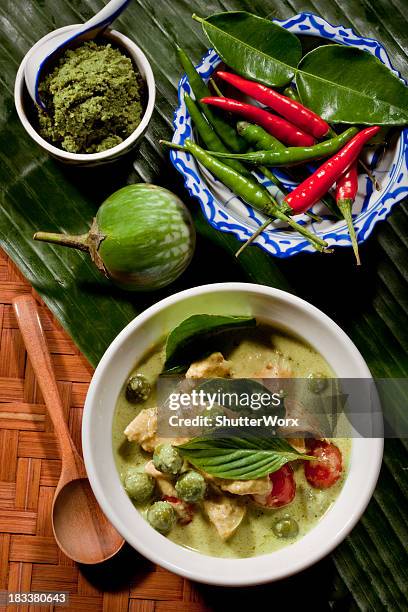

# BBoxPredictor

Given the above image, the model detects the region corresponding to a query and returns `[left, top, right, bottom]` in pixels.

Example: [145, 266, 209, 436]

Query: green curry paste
[37, 41, 143, 154]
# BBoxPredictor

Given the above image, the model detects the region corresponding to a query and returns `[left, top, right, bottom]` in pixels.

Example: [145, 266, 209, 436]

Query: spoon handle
[82, 0, 132, 31]
[13, 295, 83, 474]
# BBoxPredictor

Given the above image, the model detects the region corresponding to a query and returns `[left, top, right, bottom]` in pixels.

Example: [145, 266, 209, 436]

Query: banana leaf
[0, 0, 407, 609]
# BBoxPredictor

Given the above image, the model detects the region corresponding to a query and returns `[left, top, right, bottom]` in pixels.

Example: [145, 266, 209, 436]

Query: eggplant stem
[33, 231, 90, 252]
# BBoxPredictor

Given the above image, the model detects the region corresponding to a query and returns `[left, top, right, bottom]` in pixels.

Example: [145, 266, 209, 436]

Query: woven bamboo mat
[0, 249, 215, 612]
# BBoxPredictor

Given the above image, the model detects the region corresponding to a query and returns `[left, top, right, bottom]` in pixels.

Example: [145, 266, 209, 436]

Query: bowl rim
[82, 282, 383, 586]
[14, 25, 156, 162]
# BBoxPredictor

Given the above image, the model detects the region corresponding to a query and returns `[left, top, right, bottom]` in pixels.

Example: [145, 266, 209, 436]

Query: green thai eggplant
[34, 184, 196, 292]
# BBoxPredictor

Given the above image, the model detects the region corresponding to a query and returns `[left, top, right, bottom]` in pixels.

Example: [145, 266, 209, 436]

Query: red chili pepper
[336, 162, 361, 265]
[336, 163, 359, 204]
[283, 126, 380, 215]
[201, 96, 315, 147]
[216, 71, 330, 139]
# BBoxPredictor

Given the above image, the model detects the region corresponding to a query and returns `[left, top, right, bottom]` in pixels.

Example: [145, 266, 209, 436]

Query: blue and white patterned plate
[171, 12, 408, 258]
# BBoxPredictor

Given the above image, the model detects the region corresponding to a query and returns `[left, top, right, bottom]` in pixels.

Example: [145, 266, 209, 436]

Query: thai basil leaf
[163, 314, 256, 372]
[177, 436, 312, 479]
[196, 11, 302, 87]
[297, 45, 408, 125]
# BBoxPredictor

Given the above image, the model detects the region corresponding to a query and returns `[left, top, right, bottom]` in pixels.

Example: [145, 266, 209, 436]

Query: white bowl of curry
[82, 283, 383, 585]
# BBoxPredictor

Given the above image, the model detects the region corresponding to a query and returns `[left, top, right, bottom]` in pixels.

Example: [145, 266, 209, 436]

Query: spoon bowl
[13, 295, 125, 564]
[53, 478, 124, 564]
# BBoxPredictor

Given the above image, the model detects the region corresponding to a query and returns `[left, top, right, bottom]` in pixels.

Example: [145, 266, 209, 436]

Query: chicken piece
[203, 495, 246, 540]
[124, 406, 190, 451]
[124, 407, 158, 452]
[144, 460, 177, 497]
[203, 473, 271, 496]
[186, 352, 231, 379]
[218, 476, 271, 496]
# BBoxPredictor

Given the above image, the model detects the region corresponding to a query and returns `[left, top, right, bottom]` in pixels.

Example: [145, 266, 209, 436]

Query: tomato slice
[252, 465, 296, 508]
[304, 439, 342, 489]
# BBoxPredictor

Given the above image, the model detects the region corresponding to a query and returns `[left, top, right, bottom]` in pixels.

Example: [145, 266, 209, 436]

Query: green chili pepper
[237, 121, 285, 152]
[237, 122, 291, 195]
[186, 99, 320, 220]
[176, 47, 246, 153]
[207, 127, 359, 166]
[238, 123, 295, 209]
[160, 139, 329, 251]
[185, 88, 297, 216]
[185, 95, 251, 178]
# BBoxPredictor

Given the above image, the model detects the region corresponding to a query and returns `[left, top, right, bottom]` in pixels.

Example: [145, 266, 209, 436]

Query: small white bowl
[14, 26, 155, 166]
[82, 283, 383, 586]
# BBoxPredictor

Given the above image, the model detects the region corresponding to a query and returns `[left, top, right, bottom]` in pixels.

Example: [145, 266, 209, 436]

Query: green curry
[112, 323, 350, 558]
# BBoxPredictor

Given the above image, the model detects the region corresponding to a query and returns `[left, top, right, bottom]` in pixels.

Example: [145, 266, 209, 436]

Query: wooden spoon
[13, 295, 124, 564]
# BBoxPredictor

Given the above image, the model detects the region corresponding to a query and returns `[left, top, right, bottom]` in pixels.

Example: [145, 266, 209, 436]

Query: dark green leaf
[164, 314, 256, 371]
[198, 13, 408, 126]
[297, 45, 408, 125]
[197, 11, 301, 87]
[177, 436, 311, 479]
